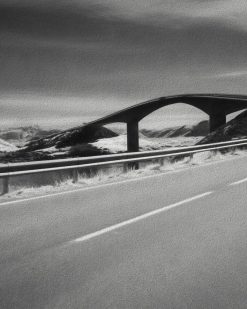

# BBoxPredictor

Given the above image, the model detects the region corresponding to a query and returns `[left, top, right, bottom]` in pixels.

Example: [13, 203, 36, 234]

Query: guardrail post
[211, 149, 217, 157]
[72, 169, 79, 183]
[123, 163, 128, 173]
[2, 176, 9, 195]
[160, 158, 167, 166]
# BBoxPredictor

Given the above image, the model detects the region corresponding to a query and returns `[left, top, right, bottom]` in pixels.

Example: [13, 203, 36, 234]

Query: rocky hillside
[199, 110, 247, 144]
[141, 120, 209, 138]
[0, 125, 118, 162]
[25, 125, 118, 151]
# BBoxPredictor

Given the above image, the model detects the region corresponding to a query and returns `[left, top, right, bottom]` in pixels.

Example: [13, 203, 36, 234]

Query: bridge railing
[1, 138, 247, 195]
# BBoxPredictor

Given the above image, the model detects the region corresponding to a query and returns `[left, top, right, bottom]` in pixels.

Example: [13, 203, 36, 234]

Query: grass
[1, 148, 247, 202]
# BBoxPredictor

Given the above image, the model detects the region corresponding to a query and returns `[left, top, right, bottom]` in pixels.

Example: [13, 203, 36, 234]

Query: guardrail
[1, 138, 247, 195]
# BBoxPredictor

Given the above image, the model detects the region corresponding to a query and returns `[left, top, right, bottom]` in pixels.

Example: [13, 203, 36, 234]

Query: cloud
[83, 0, 247, 30]
[1, 0, 247, 123]
[213, 71, 247, 79]
[0, 1, 113, 43]
[2, 0, 247, 45]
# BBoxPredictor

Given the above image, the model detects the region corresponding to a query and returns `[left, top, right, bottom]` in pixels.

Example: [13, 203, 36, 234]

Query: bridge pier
[209, 113, 226, 132]
[127, 121, 139, 152]
[126, 121, 139, 169]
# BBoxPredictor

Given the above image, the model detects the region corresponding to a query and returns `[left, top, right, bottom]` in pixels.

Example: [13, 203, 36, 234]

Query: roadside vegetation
[1, 147, 247, 202]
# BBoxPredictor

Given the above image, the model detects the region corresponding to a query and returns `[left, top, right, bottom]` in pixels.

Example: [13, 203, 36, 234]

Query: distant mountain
[0, 126, 60, 146]
[0, 125, 117, 162]
[141, 120, 209, 138]
[0, 121, 210, 163]
[198, 110, 247, 144]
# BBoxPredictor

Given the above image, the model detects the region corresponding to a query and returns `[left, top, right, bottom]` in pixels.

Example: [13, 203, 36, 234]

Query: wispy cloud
[1, 0, 247, 125]
[210, 71, 247, 79]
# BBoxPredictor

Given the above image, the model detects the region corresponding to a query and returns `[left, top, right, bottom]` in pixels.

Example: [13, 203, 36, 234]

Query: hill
[141, 120, 209, 138]
[0, 125, 118, 162]
[25, 125, 118, 151]
[198, 110, 247, 144]
[0, 121, 209, 163]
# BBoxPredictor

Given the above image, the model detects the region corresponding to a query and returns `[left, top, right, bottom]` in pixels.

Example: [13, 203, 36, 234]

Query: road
[1, 156, 247, 308]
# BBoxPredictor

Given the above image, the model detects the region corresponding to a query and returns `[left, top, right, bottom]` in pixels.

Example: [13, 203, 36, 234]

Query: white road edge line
[0, 163, 216, 207]
[0, 172, 183, 207]
[229, 177, 247, 186]
[72, 191, 213, 243]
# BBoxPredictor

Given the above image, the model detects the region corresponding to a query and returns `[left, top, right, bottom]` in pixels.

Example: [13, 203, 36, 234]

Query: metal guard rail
[0, 139, 247, 179]
[1, 139, 247, 195]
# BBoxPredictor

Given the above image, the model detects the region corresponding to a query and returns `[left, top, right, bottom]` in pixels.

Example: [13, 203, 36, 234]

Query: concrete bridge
[85, 94, 247, 152]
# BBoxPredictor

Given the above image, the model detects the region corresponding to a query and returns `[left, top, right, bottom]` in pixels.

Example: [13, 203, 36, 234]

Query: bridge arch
[85, 94, 247, 152]
[128, 98, 212, 123]
[139, 102, 209, 130]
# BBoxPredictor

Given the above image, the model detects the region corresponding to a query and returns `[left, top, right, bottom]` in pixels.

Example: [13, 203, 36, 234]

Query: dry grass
[1, 148, 247, 202]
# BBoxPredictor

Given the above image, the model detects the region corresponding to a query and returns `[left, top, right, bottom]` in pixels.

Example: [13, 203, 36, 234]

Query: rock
[25, 125, 118, 151]
[198, 110, 247, 144]
[140, 120, 209, 138]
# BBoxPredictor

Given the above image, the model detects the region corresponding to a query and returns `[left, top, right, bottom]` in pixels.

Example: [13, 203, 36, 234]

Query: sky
[1, 0, 247, 128]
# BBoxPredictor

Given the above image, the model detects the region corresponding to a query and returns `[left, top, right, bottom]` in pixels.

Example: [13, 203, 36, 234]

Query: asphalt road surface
[1, 156, 247, 308]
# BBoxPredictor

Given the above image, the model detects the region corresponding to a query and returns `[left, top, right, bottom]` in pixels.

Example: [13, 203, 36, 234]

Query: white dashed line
[72, 191, 213, 243]
[229, 177, 247, 186]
